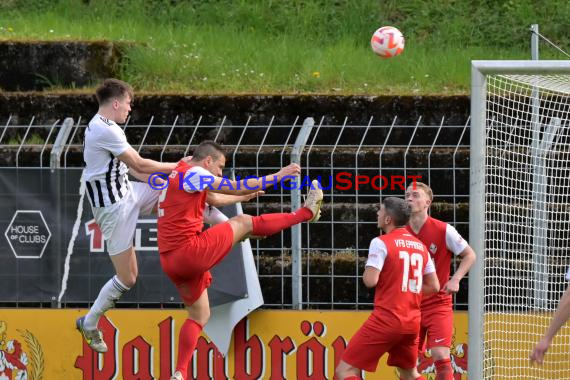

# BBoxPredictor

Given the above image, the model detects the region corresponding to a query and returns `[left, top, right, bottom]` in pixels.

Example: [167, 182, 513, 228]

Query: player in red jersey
[335, 197, 440, 380]
[158, 141, 324, 380]
[405, 182, 476, 380]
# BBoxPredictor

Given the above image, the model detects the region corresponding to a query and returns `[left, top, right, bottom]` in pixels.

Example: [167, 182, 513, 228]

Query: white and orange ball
[370, 26, 405, 58]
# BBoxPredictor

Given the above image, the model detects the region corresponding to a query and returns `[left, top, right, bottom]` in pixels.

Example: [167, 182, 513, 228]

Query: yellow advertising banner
[0, 309, 468, 379]
[483, 313, 570, 379]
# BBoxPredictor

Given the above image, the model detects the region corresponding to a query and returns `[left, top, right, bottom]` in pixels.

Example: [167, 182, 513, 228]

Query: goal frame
[469, 60, 570, 379]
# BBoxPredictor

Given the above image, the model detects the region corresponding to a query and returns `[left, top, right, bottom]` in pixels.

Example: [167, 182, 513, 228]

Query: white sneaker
[76, 316, 108, 353]
[171, 370, 184, 380]
[303, 180, 324, 222]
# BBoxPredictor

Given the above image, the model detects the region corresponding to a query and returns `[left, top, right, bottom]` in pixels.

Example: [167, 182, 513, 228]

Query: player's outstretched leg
[249, 179, 323, 234]
[227, 179, 323, 244]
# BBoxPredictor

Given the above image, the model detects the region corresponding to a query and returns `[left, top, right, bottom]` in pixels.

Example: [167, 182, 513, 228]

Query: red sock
[176, 319, 203, 379]
[251, 208, 312, 236]
[344, 376, 360, 380]
[435, 358, 453, 380]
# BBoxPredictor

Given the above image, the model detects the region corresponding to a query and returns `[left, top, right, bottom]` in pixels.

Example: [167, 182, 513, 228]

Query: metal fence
[0, 115, 470, 310]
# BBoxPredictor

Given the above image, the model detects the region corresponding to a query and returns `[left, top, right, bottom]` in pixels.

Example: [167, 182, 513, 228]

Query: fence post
[530, 24, 539, 60]
[49, 117, 73, 308]
[50, 117, 75, 170]
[290, 117, 314, 310]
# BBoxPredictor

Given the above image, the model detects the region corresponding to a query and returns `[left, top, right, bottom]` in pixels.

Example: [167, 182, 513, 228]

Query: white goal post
[470, 61, 570, 379]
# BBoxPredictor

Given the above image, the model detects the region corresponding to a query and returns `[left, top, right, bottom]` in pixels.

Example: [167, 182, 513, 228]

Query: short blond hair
[408, 181, 433, 201]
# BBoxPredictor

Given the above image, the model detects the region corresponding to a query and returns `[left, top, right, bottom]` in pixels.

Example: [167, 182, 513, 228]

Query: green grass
[0, 0, 568, 95]
[6, 133, 44, 145]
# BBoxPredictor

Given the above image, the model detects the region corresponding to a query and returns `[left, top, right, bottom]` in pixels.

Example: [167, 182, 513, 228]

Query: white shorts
[92, 182, 159, 255]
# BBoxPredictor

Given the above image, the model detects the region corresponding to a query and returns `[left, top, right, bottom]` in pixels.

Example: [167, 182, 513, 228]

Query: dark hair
[192, 141, 225, 161]
[95, 78, 134, 105]
[382, 197, 411, 226]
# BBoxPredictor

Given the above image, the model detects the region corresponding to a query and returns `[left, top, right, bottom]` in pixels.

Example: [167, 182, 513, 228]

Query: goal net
[470, 61, 570, 379]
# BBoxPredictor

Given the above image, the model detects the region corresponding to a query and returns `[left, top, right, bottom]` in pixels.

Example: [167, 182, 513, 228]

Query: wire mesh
[0, 115, 470, 310]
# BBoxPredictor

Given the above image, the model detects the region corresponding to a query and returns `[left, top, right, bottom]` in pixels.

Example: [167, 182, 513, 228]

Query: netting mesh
[484, 73, 570, 379]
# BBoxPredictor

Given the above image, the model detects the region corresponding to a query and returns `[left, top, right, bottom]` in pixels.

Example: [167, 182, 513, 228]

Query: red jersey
[157, 161, 208, 253]
[405, 216, 466, 309]
[369, 227, 433, 334]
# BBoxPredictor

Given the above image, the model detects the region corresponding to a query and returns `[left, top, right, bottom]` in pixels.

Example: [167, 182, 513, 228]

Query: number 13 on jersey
[399, 250, 423, 293]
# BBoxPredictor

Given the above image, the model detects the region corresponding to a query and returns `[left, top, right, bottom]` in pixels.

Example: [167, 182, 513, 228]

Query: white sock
[84, 275, 130, 330]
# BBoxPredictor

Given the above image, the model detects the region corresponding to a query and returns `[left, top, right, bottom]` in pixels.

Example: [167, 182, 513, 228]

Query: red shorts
[342, 314, 419, 372]
[418, 305, 454, 351]
[159, 222, 234, 305]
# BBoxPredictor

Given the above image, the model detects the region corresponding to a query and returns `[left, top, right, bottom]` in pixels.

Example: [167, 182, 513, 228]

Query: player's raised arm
[206, 191, 264, 207]
[181, 141, 301, 196]
[206, 163, 300, 195]
[118, 147, 177, 175]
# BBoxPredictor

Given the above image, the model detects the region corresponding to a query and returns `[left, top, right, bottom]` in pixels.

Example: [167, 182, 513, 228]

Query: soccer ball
[370, 26, 405, 58]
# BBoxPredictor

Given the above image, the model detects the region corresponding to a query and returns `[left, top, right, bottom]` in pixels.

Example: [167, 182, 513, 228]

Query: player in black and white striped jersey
[77, 78, 179, 352]
[83, 113, 131, 208]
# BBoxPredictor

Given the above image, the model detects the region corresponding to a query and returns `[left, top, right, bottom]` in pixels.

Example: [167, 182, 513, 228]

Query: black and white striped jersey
[83, 114, 131, 207]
